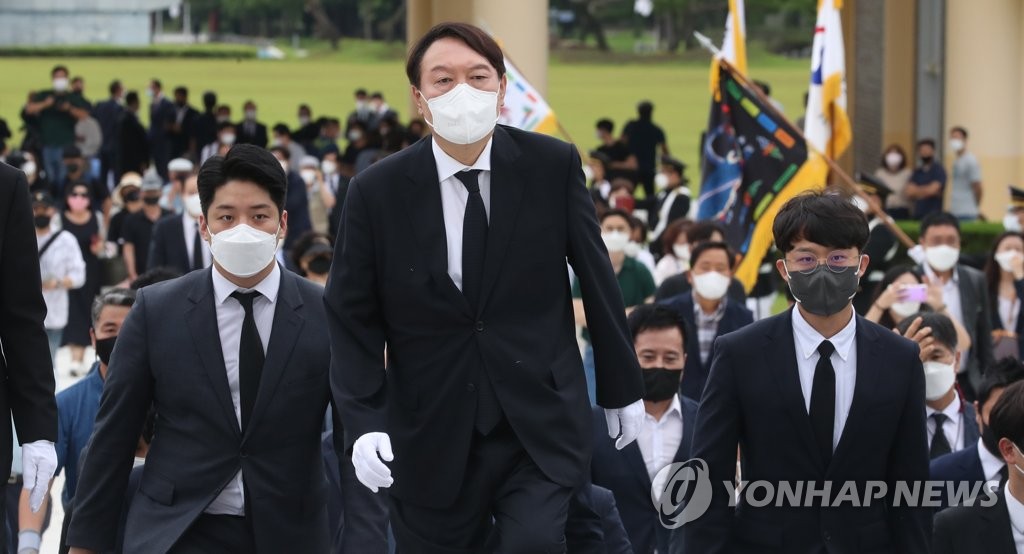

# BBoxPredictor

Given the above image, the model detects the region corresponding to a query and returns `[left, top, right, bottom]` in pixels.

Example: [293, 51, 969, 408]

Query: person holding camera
[23, 65, 91, 192]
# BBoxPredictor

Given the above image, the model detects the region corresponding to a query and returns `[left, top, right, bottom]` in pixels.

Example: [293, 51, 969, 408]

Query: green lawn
[0, 41, 810, 193]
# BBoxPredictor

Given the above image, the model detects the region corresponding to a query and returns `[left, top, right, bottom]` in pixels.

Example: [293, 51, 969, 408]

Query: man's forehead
[422, 38, 493, 69]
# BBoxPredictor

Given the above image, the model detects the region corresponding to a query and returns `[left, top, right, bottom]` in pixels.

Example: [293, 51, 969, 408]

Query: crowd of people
[0, 22, 1022, 554]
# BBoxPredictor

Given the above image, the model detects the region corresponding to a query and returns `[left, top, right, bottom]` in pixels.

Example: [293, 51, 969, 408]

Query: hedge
[0, 45, 257, 59]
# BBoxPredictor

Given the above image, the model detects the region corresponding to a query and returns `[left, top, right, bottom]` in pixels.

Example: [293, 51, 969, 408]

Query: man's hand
[604, 399, 645, 450]
[897, 316, 934, 363]
[21, 441, 56, 512]
[351, 432, 394, 493]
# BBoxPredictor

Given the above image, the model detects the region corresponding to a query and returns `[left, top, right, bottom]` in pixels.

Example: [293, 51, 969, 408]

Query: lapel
[981, 488, 1019, 553]
[957, 267, 977, 328]
[829, 316, 883, 473]
[401, 138, 472, 316]
[765, 309, 824, 471]
[622, 442, 652, 490]
[478, 126, 526, 312]
[677, 397, 699, 461]
[173, 216, 189, 269]
[184, 269, 241, 438]
[243, 269, 305, 441]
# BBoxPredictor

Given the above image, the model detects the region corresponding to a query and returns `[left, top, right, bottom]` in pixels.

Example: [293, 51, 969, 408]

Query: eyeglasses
[784, 251, 861, 275]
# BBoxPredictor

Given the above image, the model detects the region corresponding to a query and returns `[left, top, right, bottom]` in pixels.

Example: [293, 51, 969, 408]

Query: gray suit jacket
[66, 266, 333, 553]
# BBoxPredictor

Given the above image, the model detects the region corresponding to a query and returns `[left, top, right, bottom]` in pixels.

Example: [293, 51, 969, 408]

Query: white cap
[299, 155, 320, 169]
[168, 158, 194, 173]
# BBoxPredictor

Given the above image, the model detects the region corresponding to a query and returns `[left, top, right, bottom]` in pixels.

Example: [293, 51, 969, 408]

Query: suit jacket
[659, 291, 754, 401]
[325, 125, 644, 508]
[918, 263, 994, 396]
[933, 486, 1018, 554]
[990, 278, 1024, 360]
[148, 97, 175, 141]
[66, 267, 333, 553]
[236, 120, 269, 148]
[147, 214, 192, 275]
[930, 437, 1006, 511]
[590, 397, 699, 554]
[0, 162, 58, 468]
[116, 111, 150, 178]
[683, 309, 931, 553]
[589, 485, 635, 554]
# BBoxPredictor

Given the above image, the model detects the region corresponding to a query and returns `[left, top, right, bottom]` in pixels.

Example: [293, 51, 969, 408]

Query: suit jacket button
[466, 383, 476, 392]
[475, 321, 484, 332]
[240, 449, 249, 458]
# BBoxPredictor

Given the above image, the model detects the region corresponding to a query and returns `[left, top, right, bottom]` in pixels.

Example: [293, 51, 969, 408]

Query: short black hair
[406, 22, 506, 88]
[917, 138, 936, 149]
[689, 241, 734, 269]
[197, 144, 287, 217]
[989, 380, 1024, 450]
[173, 86, 188, 97]
[977, 357, 1024, 409]
[355, 88, 367, 97]
[637, 101, 653, 119]
[91, 288, 136, 326]
[596, 119, 614, 133]
[370, 91, 383, 100]
[754, 79, 771, 96]
[289, 231, 334, 274]
[599, 208, 632, 225]
[108, 79, 122, 95]
[627, 304, 687, 349]
[686, 221, 726, 245]
[896, 311, 957, 351]
[950, 126, 968, 139]
[298, 103, 311, 114]
[772, 190, 869, 254]
[151, 78, 162, 90]
[272, 123, 291, 136]
[919, 211, 960, 239]
[125, 91, 139, 106]
[216, 121, 235, 132]
[202, 91, 217, 109]
[130, 267, 182, 290]
[51, 65, 68, 77]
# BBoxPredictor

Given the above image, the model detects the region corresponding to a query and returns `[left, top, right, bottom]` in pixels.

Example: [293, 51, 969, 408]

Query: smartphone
[899, 284, 928, 302]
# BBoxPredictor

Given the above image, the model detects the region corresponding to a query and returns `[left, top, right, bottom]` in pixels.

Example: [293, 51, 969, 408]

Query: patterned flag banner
[498, 57, 559, 135]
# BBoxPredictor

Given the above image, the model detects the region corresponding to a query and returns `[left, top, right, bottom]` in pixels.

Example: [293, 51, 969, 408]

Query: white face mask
[53, 78, 69, 92]
[21, 161, 37, 176]
[601, 230, 630, 253]
[949, 138, 965, 153]
[922, 361, 956, 401]
[925, 245, 960, 272]
[624, 241, 642, 258]
[654, 173, 670, 191]
[209, 224, 280, 278]
[1004, 213, 1023, 232]
[890, 301, 922, 319]
[582, 164, 594, 183]
[221, 132, 236, 146]
[996, 250, 1022, 273]
[300, 169, 317, 185]
[885, 152, 903, 169]
[348, 130, 363, 142]
[693, 271, 731, 301]
[321, 160, 337, 175]
[1012, 443, 1024, 477]
[673, 244, 690, 263]
[184, 194, 203, 218]
[298, 115, 310, 126]
[420, 83, 499, 145]
[245, 109, 257, 121]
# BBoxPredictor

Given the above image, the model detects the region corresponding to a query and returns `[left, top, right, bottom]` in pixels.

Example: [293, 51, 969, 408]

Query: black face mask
[124, 190, 140, 203]
[142, 195, 160, 206]
[980, 420, 1002, 458]
[308, 256, 332, 275]
[66, 162, 80, 174]
[33, 215, 51, 229]
[786, 262, 861, 317]
[642, 367, 682, 402]
[94, 335, 117, 366]
[920, 156, 934, 165]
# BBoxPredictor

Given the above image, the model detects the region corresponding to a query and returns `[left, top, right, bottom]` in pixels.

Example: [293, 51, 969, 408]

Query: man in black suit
[0, 161, 59, 549]
[933, 380, 1024, 553]
[236, 100, 268, 148]
[115, 92, 149, 180]
[168, 86, 200, 160]
[67, 145, 334, 553]
[659, 241, 753, 401]
[91, 79, 124, 188]
[148, 173, 210, 275]
[590, 304, 698, 554]
[683, 191, 931, 553]
[147, 79, 175, 181]
[326, 22, 645, 553]
[931, 358, 1024, 509]
[654, 221, 746, 304]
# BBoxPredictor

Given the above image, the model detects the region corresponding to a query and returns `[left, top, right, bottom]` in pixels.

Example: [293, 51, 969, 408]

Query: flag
[498, 57, 559, 135]
[709, 0, 747, 93]
[804, 0, 851, 160]
[700, 65, 825, 290]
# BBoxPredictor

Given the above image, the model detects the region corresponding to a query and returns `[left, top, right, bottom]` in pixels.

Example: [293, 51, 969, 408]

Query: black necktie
[930, 413, 952, 458]
[192, 222, 203, 270]
[810, 340, 836, 466]
[454, 169, 500, 434]
[231, 291, 264, 430]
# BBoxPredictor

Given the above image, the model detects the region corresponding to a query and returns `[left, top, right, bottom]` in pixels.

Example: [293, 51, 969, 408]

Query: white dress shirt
[37, 229, 87, 329]
[926, 394, 964, 452]
[978, 438, 1007, 492]
[205, 263, 280, 515]
[638, 394, 684, 502]
[182, 212, 212, 269]
[432, 137, 493, 292]
[792, 307, 857, 452]
[1003, 482, 1024, 553]
[924, 264, 969, 372]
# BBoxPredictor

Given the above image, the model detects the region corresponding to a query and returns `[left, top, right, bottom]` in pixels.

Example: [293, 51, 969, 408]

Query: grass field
[0, 40, 810, 190]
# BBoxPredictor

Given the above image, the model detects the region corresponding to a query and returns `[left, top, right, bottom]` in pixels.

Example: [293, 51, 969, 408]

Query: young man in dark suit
[659, 241, 753, 401]
[147, 173, 211, 275]
[590, 304, 699, 554]
[326, 22, 645, 553]
[67, 145, 335, 553]
[683, 191, 931, 553]
[933, 380, 1024, 553]
[0, 160, 59, 550]
[236, 100, 268, 149]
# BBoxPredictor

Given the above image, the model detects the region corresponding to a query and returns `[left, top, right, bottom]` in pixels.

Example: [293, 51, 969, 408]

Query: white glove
[604, 399, 645, 450]
[21, 440, 56, 513]
[351, 432, 394, 493]
[907, 244, 926, 265]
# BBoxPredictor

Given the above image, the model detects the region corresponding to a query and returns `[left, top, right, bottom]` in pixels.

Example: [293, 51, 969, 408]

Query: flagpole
[693, 32, 915, 249]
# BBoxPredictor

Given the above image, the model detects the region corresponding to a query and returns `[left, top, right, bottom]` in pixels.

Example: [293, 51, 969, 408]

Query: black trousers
[168, 514, 256, 553]
[389, 420, 573, 554]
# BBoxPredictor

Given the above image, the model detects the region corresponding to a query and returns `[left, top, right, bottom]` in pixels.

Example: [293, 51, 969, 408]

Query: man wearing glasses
[680, 191, 931, 553]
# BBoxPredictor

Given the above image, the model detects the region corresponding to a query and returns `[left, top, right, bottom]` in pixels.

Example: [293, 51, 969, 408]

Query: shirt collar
[926, 394, 961, 419]
[211, 262, 281, 307]
[431, 136, 493, 184]
[792, 307, 857, 362]
[923, 262, 960, 284]
[648, 393, 683, 423]
[694, 297, 727, 322]
[978, 438, 1008, 482]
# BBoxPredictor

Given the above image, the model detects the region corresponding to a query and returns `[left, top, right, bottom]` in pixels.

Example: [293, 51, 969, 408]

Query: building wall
[0, 13, 152, 46]
[881, 0, 917, 160]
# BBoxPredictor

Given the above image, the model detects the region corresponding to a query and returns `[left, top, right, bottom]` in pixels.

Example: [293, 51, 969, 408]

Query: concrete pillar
[945, 0, 1023, 219]
[881, 0, 917, 158]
